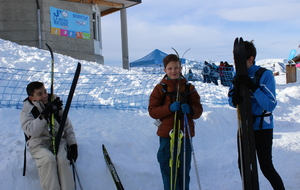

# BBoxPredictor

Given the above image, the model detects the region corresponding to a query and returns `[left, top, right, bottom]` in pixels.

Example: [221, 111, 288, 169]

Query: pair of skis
[46, 45, 124, 190]
[169, 78, 184, 190]
[169, 48, 201, 190]
[46, 44, 82, 190]
[45, 44, 81, 155]
[233, 37, 259, 190]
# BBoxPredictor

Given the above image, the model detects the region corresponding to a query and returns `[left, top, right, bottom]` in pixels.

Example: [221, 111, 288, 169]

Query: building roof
[65, 0, 141, 16]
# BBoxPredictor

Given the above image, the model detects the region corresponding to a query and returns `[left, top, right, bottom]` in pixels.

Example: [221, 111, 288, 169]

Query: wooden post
[286, 64, 296, 84]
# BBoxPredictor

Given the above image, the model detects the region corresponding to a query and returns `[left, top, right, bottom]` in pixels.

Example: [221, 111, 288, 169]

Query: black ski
[102, 144, 124, 190]
[45, 43, 57, 155]
[55, 62, 81, 154]
[45, 43, 55, 99]
[233, 37, 259, 190]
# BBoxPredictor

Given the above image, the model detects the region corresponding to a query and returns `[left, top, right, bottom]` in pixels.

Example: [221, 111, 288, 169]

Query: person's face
[164, 61, 182, 79]
[28, 86, 48, 104]
[246, 56, 255, 68]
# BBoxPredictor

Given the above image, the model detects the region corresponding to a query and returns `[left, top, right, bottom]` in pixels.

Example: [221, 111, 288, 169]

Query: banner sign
[50, 7, 90, 40]
[288, 49, 297, 61]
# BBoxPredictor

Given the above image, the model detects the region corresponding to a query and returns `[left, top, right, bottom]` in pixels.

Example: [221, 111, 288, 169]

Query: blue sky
[101, 0, 300, 67]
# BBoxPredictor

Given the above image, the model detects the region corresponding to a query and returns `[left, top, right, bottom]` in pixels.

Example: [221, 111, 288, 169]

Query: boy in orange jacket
[149, 54, 203, 190]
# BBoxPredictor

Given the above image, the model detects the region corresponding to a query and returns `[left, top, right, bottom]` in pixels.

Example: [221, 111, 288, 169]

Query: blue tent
[130, 49, 168, 68]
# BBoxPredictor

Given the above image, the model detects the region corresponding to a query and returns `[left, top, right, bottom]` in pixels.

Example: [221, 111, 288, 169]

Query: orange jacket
[148, 76, 203, 137]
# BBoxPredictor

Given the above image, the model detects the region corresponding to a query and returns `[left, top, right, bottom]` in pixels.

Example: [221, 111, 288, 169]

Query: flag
[288, 49, 297, 61]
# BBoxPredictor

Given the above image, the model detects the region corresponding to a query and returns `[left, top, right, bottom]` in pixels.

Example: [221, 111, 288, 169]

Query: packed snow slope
[0, 39, 300, 190]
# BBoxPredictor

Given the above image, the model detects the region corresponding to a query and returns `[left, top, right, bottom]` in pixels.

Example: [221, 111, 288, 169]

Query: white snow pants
[29, 141, 75, 190]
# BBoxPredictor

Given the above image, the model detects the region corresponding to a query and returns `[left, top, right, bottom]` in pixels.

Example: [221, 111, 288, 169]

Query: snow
[0, 38, 300, 189]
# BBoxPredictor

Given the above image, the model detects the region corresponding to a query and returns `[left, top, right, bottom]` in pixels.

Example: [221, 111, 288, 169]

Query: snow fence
[0, 67, 229, 109]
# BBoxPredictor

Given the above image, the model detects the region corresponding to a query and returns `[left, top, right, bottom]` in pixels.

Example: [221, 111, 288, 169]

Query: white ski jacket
[20, 96, 77, 150]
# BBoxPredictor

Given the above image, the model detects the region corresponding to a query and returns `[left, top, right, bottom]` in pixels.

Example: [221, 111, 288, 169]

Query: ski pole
[183, 117, 186, 190]
[71, 160, 83, 190]
[184, 113, 201, 190]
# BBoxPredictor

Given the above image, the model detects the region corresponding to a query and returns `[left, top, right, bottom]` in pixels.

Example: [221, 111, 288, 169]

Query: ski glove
[232, 92, 243, 107]
[235, 75, 258, 92]
[170, 101, 181, 112]
[40, 97, 63, 119]
[181, 104, 190, 114]
[68, 144, 78, 163]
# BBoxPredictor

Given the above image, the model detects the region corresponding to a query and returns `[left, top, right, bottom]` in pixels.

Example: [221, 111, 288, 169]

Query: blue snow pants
[157, 137, 192, 190]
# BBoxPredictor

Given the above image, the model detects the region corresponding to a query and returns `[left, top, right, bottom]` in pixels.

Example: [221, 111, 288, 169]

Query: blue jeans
[157, 137, 192, 190]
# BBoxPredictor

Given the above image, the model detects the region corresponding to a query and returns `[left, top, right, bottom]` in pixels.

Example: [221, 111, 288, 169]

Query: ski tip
[76, 62, 82, 71]
[45, 43, 51, 49]
[45, 43, 54, 58]
[234, 37, 244, 44]
[171, 47, 180, 58]
[239, 37, 244, 43]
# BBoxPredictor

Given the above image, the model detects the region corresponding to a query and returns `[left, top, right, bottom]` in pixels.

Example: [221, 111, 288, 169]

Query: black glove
[235, 75, 258, 92]
[232, 92, 243, 106]
[41, 97, 63, 119]
[68, 144, 78, 163]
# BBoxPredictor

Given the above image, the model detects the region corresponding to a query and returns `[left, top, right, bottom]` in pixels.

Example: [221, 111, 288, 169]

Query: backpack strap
[25, 104, 40, 141]
[160, 83, 167, 105]
[160, 83, 168, 94]
[22, 136, 27, 176]
[253, 67, 267, 85]
[252, 67, 271, 129]
[183, 83, 191, 104]
[160, 83, 177, 97]
[160, 82, 177, 103]
[23, 105, 39, 176]
[253, 110, 272, 129]
[160, 82, 192, 104]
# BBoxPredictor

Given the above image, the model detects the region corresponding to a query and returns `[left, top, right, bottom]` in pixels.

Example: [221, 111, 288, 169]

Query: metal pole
[120, 8, 129, 70]
[36, 0, 42, 49]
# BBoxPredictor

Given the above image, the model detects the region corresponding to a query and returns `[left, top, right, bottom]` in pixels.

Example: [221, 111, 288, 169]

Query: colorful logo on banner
[50, 7, 90, 40]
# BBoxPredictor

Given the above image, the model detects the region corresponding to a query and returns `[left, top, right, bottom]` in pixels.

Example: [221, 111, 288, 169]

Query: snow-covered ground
[0, 38, 300, 190]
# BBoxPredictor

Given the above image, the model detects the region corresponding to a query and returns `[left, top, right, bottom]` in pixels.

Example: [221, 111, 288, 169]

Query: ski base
[102, 144, 124, 190]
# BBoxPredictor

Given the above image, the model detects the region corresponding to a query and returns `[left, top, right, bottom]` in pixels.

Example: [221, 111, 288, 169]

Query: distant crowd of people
[201, 61, 234, 86]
